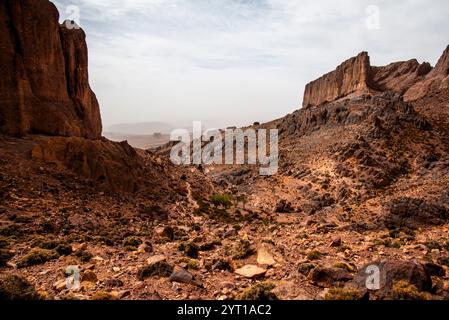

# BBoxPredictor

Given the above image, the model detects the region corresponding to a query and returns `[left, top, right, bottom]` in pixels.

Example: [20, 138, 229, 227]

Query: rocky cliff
[302, 52, 372, 108]
[0, 0, 102, 139]
[302, 50, 441, 107]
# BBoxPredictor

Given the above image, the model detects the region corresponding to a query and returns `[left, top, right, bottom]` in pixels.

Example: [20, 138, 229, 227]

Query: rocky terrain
[1, 0, 449, 301]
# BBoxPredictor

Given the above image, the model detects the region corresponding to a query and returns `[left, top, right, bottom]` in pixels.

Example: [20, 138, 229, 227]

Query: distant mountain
[106, 122, 175, 135]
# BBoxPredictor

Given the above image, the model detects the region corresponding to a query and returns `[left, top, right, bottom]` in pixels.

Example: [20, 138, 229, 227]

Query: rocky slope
[1, 0, 449, 301]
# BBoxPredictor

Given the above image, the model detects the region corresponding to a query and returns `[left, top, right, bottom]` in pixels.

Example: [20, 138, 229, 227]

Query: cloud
[51, 0, 449, 128]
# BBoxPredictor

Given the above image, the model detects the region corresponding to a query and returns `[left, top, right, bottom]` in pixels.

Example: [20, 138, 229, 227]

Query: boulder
[257, 247, 276, 266]
[235, 265, 267, 279]
[169, 266, 202, 287]
[309, 267, 353, 288]
[347, 260, 432, 297]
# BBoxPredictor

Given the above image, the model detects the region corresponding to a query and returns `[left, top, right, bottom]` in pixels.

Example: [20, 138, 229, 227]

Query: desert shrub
[307, 250, 322, 261]
[17, 248, 59, 268]
[424, 240, 442, 250]
[0, 275, 41, 300]
[325, 288, 364, 300]
[74, 250, 93, 263]
[55, 243, 72, 256]
[122, 236, 142, 247]
[298, 263, 316, 276]
[137, 262, 173, 280]
[178, 242, 199, 259]
[210, 194, 233, 208]
[233, 240, 255, 259]
[0, 249, 13, 267]
[333, 262, 354, 272]
[238, 282, 278, 300]
[391, 280, 428, 300]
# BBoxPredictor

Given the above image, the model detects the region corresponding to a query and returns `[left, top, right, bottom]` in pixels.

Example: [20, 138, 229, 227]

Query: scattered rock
[257, 247, 276, 266]
[347, 260, 432, 298]
[81, 270, 98, 283]
[137, 243, 152, 253]
[146, 255, 167, 265]
[53, 279, 68, 292]
[423, 262, 445, 277]
[169, 266, 202, 287]
[309, 267, 353, 288]
[235, 265, 267, 279]
[330, 238, 343, 248]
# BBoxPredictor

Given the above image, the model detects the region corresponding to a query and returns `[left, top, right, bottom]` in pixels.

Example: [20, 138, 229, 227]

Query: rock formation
[302, 52, 372, 108]
[0, 0, 102, 138]
[404, 45, 449, 101]
[302, 50, 443, 107]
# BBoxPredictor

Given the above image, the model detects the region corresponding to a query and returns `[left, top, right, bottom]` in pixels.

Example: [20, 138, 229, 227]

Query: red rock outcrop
[31, 137, 144, 193]
[371, 60, 431, 94]
[303, 52, 372, 108]
[404, 45, 449, 101]
[302, 51, 437, 107]
[0, 0, 102, 139]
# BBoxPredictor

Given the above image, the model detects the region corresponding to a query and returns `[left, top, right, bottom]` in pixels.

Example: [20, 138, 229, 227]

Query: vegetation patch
[210, 194, 233, 208]
[17, 248, 60, 268]
[238, 282, 278, 300]
[233, 240, 255, 260]
[137, 261, 174, 280]
[325, 288, 365, 300]
[391, 280, 428, 300]
[0, 275, 41, 300]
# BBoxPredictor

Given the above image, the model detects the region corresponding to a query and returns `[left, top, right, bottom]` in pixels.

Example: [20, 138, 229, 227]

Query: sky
[52, 0, 449, 131]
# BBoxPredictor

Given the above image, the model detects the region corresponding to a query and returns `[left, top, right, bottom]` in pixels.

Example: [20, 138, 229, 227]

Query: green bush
[210, 194, 233, 208]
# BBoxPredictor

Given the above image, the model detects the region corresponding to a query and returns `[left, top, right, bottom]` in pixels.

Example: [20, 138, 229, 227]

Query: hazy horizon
[52, 0, 449, 130]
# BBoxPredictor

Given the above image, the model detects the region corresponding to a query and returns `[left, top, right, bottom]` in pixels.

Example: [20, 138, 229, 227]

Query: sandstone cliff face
[303, 52, 372, 108]
[302, 51, 438, 107]
[0, 0, 102, 139]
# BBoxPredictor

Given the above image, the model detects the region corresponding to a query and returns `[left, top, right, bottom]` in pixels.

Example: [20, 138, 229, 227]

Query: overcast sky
[52, 0, 449, 130]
